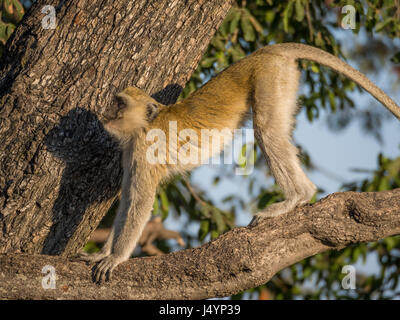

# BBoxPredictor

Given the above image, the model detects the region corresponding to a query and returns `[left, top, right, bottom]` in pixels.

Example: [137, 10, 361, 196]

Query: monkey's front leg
[92, 184, 157, 283]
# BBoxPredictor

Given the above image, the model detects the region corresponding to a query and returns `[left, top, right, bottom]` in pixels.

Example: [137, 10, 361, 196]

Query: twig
[305, 0, 314, 41]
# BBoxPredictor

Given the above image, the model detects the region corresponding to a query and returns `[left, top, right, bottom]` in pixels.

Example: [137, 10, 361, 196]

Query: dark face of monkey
[103, 95, 127, 123]
[102, 88, 164, 139]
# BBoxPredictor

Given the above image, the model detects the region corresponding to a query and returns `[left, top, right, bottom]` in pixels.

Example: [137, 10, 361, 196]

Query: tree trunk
[0, 0, 233, 256]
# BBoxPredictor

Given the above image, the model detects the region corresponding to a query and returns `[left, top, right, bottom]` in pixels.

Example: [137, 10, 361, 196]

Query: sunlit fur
[79, 43, 400, 283]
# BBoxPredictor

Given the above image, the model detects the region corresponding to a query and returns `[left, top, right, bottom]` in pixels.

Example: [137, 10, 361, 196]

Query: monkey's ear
[146, 103, 160, 121]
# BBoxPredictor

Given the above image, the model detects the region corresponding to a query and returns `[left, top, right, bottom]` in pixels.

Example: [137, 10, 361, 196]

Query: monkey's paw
[93, 255, 124, 284]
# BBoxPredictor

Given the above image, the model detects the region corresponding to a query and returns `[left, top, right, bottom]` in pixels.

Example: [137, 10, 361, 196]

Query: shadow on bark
[42, 108, 122, 255]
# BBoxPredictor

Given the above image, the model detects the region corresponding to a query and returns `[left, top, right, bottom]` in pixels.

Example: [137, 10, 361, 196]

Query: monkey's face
[103, 95, 127, 123]
[103, 89, 161, 139]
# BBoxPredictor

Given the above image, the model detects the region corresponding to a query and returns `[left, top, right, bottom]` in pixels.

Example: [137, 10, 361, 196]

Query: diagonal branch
[0, 189, 399, 299]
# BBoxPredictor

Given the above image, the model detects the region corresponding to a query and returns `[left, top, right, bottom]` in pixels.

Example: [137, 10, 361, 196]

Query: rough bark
[0, 0, 233, 256]
[0, 189, 399, 300]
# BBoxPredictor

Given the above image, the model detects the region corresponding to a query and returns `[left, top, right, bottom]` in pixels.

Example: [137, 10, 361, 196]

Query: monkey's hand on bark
[92, 254, 126, 284]
[74, 251, 125, 283]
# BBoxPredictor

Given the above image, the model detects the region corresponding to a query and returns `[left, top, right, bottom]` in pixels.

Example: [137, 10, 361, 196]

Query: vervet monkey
[79, 43, 400, 283]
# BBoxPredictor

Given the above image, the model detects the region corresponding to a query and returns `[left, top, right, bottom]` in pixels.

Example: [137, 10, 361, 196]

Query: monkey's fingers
[93, 257, 117, 284]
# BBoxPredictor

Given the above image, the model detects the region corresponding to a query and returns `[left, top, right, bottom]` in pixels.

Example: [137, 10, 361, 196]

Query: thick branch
[0, 189, 399, 299]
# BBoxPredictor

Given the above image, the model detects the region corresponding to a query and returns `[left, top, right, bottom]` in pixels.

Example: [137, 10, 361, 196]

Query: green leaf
[212, 209, 225, 233]
[210, 230, 219, 239]
[378, 177, 390, 191]
[219, 8, 237, 37]
[199, 220, 210, 241]
[307, 192, 317, 205]
[240, 12, 256, 42]
[310, 64, 319, 73]
[306, 106, 314, 122]
[387, 158, 400, 177]
[303, 266, 313, 279]
[215, 51, 227, 69]
[352, 247, 361, 262]
[295, 0, 305, 22]
[375, 17, 394, 32]
[0, 21, 15, 45]
[83, 241, 100, 254]
[230, 45, 246, 61]
[265, 10, 275, 24]
[160, 190, 169, 212]
[230, 9, 241, 34]
[328, 90, 336, 112]
[384, 237, 396, 251]
[152, 197, 159, 215]
[218, 20, 229, 37]
[315, 32, 325, 47]
[210, 37, 226, 51]
[200, 57, 216, 68]
[3, 0, 24, 24]
[283, 1, 294, 33]
[224, 8, 238, 23]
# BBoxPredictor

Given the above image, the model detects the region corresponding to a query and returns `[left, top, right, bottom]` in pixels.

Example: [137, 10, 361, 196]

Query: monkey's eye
[116, 96, 125, 109]
[115, 96, 126, 118]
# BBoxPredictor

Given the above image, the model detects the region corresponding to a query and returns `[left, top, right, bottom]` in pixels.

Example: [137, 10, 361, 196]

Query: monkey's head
[104, 86, 161, 140]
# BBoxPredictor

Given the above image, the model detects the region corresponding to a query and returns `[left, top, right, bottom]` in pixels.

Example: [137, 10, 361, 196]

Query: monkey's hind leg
[253, 57, 316, 218]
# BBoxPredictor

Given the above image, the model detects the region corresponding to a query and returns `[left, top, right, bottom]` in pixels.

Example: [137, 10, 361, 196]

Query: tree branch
[0, 189, 399, 299]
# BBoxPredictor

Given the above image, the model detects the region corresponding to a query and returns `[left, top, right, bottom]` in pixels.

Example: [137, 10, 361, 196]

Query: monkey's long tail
[265, 43, 400, 120]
